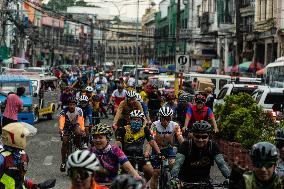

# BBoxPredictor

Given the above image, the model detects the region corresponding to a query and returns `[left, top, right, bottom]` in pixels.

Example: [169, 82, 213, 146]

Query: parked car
[214, 84, 260, 105]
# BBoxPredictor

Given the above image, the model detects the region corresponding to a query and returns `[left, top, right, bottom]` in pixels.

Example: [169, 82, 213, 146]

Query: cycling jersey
[59, 107, 84, 131]
[111, 89, 126, 105]
[152, 120, 179, 138]
[185, 105, 214, 127]
[89, 144, 128, 184]
[78, 105, 93, 126]
[116, 125, 153, 156]
[114, 100, 143, 125]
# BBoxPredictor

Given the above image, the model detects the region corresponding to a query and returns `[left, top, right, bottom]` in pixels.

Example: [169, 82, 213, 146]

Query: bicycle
[158, 155, 176, 189]
[180, 180, 228, 189]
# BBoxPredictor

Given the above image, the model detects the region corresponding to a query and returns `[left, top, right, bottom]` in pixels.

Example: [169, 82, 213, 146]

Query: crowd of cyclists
[2, 68, 284, 189]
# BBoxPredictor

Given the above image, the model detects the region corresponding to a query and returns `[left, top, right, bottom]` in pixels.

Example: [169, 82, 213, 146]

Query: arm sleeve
[77, 109, 85, 130]
[114, 145, 129, 165]
[185, 105, 192, 119]
[59, 113, 65, 130]
[144, 127, 154, 142]
[114, 102, 124, 124]
[214, 154, 230, 179]
[88, 106, 93, 125]
[171, 153, 185, 178]
[207, 107, 215, 119]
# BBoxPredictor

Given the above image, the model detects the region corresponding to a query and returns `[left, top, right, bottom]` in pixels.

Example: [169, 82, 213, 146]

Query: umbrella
[190, 66, 203, 73]
[238, 61, 251, 71]
[249, 62, 264, 72]
[3, 57, 29, 64]
[205, 67, 217, 74]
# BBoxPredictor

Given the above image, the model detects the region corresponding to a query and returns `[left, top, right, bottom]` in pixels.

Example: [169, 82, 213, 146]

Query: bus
[266, 57, 284, 87]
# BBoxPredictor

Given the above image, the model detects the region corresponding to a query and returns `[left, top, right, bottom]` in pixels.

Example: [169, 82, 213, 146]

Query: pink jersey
[3, 94, 23, 121]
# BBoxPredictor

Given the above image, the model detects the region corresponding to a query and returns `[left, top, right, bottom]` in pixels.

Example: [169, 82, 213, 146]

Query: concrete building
[141, 7, 156, 66]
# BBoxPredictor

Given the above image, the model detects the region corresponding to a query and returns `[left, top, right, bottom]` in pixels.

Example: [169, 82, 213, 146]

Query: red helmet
[194, 94, 206, 103]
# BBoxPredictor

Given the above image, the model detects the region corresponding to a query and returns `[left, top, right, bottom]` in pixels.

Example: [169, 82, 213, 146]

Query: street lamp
[271, 26, 277, 63]
[135, 0, 140, 85]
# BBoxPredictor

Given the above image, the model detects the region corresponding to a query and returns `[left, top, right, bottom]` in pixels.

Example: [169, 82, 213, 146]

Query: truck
[0, 75, 34, 124]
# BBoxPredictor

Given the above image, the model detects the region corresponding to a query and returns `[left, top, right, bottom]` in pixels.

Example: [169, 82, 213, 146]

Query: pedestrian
[2, 87, 25, 128]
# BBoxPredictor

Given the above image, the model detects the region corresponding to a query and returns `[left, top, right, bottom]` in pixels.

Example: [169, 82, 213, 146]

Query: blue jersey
[79, 105, 93, 125]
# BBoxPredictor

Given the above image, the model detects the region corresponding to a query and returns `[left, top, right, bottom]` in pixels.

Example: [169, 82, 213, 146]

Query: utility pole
[135, 0, 140, 85]
[235, 0, 241, 65]
[90, 17, 94, 65]
[174, 0, 181, 95]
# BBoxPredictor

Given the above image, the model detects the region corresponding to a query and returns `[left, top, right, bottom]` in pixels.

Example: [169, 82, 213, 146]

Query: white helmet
[159, 106, 173, 117]
[85, 86, 93, 92]
[125, 90, 136, 98]
[67, 150, 101, 174]
[79, 95, 89, 102]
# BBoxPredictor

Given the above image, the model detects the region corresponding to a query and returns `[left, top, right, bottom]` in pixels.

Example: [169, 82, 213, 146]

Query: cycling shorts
[63, 124, 80, 135]
[151, 147, 175, 169]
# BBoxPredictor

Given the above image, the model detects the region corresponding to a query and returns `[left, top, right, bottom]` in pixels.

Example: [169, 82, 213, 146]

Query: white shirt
[127, 77, 135, 87]
[94, 77, 108, 84]
[152, 120, 179, 135]
[112, 89, 126, 98]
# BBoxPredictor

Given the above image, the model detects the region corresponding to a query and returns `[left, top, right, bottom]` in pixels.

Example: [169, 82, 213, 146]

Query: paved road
[25, 115, 224, 189]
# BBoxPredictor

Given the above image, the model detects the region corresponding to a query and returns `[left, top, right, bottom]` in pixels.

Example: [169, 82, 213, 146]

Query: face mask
[130, 120, 143, 133]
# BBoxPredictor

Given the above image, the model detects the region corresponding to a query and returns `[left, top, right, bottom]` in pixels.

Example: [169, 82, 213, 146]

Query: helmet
[67, 150, 100, 175]
[130, 110, 145, 119]
[135, 93, 142, 102]
[91, 123, 112, 139]
[95, 85, 102, 91]
[166, 93, 176, 101]
[178, 94, 189, 103]
[195, 94, 206, 103]
[85, 86, 93, 92]
[68, 96, 77, 104]
[110, 174, 143, 189]
[275, 128, 284, 141]
[251, 142, 278, 163]
[2, 123, 32, 149]
[79, 95, 89, 102]
[192, 121, 212, 133]
[126, 90, 136, 98]
[159, 106, 173, 117]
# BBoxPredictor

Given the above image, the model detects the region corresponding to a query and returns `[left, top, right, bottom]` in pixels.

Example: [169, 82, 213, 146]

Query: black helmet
[192, 121, 212, 133]
[250, 142, 278, 164]
[275, 128, 284, 141]
[68, 96, 77, 104]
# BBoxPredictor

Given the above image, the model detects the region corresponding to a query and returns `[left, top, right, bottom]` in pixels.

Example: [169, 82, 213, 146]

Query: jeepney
[0, 75, 34, 124]
[26, 74, 59, 123]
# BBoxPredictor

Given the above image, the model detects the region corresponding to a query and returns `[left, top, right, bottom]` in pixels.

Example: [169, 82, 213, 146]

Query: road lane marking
[43, 156, 53, 166]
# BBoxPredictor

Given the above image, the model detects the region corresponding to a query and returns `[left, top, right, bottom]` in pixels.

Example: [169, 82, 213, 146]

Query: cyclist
[110, 174, 143, 189]
[150, 106, 184, 189]
[147, 84, 163, 122]
[135, 93, 151, 124]
[90, 123, 141, 184]
[59, 97, 85, 172]
[91, 95, 101, 125]
[60, 86, 74, 109]
[176, 94, 191, 127]
[115, 110, 161, 186]
[163, 92, 177, 120]
[85, 86, 95, 102]
[109, 85, 126, 115]
[94, 72, 108, 85]
[183, 94, 219, 135]
[136, 84, 148, 103]
[0, 123, 38, 189]
[95, 85, 108, 119]
[275, 128, 284, 177]
[113, 90, 143, 131]
[78, 95, 93, 148]
[229, 142, 284, 189]
[67, 150, 108, 189]
[170, 120, 230, 188]
[59, 74, 70, 92]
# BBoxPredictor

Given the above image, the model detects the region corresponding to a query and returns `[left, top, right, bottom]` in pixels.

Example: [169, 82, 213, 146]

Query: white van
[183, 73, 231, 95]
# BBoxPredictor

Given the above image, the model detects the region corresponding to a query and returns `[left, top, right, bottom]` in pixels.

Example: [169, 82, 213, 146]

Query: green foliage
[215, 93, 280, 149]
[46, 0, 96, 11]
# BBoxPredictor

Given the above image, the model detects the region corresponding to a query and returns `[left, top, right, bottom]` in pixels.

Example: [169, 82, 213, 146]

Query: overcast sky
[84, 0, 161, 19]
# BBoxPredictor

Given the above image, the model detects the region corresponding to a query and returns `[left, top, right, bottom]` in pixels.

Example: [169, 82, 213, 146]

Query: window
[219, 79, 228, 90]
[255, 91, 264, 103]
[211, 79, 216, 87]
[217, 87, 228, 99]
[231, 87, 257, 95]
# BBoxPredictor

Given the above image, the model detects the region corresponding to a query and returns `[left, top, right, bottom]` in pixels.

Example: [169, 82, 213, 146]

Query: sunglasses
[193, 134, 209, 140]
[254, 162, 275, 169]
[69, 168, 90, 180]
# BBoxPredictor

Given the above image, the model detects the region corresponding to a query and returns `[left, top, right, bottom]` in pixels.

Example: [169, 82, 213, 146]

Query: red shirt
[3, 94, 23, 121]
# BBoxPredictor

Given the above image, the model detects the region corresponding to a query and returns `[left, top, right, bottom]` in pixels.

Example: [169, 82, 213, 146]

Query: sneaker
[60, 163, 66, 172]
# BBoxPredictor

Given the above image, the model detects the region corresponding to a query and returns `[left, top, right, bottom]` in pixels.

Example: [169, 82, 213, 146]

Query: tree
[46, 0, 75, 11]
